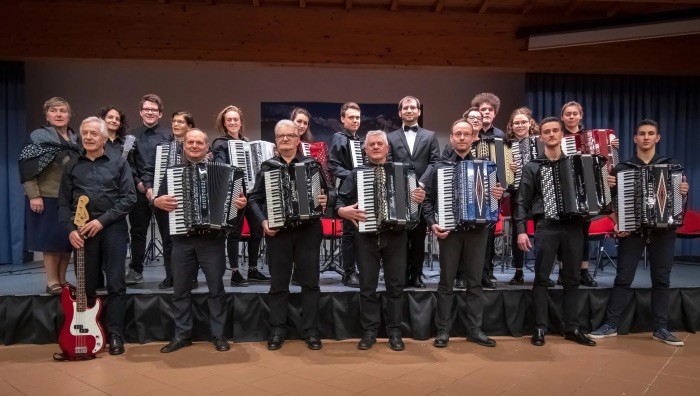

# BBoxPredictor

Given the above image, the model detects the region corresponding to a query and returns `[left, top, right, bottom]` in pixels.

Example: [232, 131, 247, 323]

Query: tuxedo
[387, 126, 440, 282]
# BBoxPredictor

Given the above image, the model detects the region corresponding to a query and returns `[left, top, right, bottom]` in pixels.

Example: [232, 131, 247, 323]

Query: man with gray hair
[58, 117, 137, 355]
[336, 130, 425, 351]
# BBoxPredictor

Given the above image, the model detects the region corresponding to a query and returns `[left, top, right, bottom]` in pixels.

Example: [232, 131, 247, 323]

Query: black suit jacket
[387, 126, 440, 179]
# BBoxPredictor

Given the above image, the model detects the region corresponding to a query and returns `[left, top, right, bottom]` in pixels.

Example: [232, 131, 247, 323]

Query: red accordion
[299, 141, 334, 187]
[561, 129, 619, 172]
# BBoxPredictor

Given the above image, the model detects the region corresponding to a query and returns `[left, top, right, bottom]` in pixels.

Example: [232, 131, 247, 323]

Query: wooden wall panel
[1, 1, 699, 75]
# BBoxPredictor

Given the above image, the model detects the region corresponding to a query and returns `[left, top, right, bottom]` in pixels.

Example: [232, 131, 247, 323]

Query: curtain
[526, 73, 700, 257]
[0, 62, 26, 265]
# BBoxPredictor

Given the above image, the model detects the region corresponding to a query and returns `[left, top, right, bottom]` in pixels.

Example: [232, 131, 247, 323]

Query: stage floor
[1, 257, 699, 296]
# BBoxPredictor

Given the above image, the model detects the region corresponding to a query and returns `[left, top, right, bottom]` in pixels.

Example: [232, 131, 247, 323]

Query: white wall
[24, 59, 525, 148]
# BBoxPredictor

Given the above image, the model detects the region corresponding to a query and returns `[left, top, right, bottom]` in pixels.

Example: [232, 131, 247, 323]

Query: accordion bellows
[265, 160, 324, 230]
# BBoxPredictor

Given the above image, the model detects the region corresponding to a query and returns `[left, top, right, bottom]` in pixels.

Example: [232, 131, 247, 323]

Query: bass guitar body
[58, 286, 105, 358]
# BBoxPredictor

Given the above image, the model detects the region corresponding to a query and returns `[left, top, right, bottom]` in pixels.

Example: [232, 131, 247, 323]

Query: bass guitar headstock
[74, 196, 90, 228]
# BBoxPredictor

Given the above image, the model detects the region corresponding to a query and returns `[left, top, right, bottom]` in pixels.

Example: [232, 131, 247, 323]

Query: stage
[1, 255, 699, 345]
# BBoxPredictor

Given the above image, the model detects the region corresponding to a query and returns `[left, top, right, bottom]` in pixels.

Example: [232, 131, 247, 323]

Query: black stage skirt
[25, 197, 72, 253]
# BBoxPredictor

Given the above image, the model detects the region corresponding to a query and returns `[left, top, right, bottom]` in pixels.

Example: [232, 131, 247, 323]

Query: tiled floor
[1, 333, 697, 395]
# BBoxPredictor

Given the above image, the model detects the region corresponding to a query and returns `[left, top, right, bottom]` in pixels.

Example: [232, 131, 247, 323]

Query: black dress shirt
[248, 154, 332, 228]
[480, 125, 506, 139]
[130, 122, 173, 189]
[58, 151, 137, 232]
[328, 129, 363, 181]
[514, 152, 568, 234]
[419, 149, 474, 229]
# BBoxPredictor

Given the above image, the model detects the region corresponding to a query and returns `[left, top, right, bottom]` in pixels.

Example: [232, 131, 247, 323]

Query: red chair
[320, 218, 344, 275]
[590, 216, 616, 278]
[677, 209, 700, 238]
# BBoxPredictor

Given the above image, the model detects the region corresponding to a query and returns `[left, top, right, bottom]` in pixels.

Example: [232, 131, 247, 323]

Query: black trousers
[436, 228, 490, 333]
[533, 217, 584, 332]
[581, 220, 591, 262]
[226, 210, 262, 269]
[82, 219, 128, 337]
[341, 218, 357, 274]
[510, 193, 525, 269]
[603, 229, 676, 330]
[405, 218, 427, 280]
[482, 227, 497, 278]
[356, 229, 407, 334]
[266, 221, 322, 337]
[128, 191, 172, 276]
[171, 233, 226, 339]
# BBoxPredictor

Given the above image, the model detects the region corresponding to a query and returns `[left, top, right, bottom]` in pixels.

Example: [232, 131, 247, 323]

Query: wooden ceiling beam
[478, 0, 489, 14]
[434, 0, 444, 13]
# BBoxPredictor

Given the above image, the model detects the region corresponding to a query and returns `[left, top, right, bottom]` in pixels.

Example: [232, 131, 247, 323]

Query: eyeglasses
[452, 133, 473, 138]
[141, 108, 160, 114]
[275, 133, 299, 140]
[512, 121, 529, 126]
[466, 116, 483, 121]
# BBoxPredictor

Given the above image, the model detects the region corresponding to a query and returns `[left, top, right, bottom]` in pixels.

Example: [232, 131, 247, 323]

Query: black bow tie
[404, 125, 418, 132]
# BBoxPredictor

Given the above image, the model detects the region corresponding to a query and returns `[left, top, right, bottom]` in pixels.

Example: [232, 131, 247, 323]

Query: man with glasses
[421, 119, 504, 348]
[248, 120, 330, 351]
[387, 96, 440, 289]
[125, 94, 174, 287]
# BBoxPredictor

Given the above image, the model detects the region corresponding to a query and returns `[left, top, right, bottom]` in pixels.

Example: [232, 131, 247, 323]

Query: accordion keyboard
[357, 169, 378, 233]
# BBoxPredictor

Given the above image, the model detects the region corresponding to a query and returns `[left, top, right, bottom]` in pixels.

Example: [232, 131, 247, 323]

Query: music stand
[320, 213, 344, 276]
[145, 215, 163, 264]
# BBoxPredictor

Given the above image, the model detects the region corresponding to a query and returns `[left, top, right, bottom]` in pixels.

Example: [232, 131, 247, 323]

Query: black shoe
[407, 276, 426, 289]
[160, 337, 192, 353]
[191, 278, 199, 289]
[547, 278, 556, 288]
[434, 330, 449, 348]
[267, 334, 284, 350]
[357, 331, 377, 350]
[109, 333, 125, 355]
[509, 271, 524, 285]
[564, 329, 596, 347]
[158, 277, 173, 289]
[481, 276, 497, 289]
[389, 333, 405, 351]
[230, 270, 249, 287]
[305, 335, 322, 350]
[531, 328, 545, 346]
[454, 279, 467, 290]
[213, 336, 230, 352]
[467, 329, 496, 347]
[343, 272, 360, 288]
[580, 270, 598, 287]
[248, 267, 270, 283]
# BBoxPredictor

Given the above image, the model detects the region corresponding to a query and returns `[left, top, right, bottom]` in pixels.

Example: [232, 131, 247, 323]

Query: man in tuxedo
[387, 96, 440, 288]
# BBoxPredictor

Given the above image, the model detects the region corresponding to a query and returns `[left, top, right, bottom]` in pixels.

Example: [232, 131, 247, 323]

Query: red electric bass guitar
[57, 196, 105, 360]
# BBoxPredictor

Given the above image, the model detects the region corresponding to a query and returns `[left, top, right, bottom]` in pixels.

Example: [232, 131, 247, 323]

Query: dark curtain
[0, 62, 25, 265]
[526, 73, 700, 257]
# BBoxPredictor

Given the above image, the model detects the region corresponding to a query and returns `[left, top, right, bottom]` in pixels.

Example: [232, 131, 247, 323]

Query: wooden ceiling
[2, 0, 700, 75]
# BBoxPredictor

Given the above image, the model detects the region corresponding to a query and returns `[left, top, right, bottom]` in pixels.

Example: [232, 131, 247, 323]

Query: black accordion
[357, 162, 420, 233]
[511, 136, 543, 190]
[154, 140, 184, 195]
[472, 137, 513, 188]
[167, 162, 245, 235]
[538, 154, 612, 220]
[436, 160, 499, 230]
[227, 140, 275, 192]
[264, 159, 324, 229]
[616, 164, 685, 232]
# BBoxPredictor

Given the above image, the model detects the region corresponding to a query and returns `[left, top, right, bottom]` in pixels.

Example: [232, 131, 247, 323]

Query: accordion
[616, 164, 684, 232]
[227, 140, 275, 192]
[579, 129, 619, 172]
[166, 162, 244, 235]
[154, 140, 184, 195]
[471, 137, 514, 188]
[300, 141, 335, 187]
[511, 136, 543, 190]
[356, 162, 420, 233]
[264, 159, 324, 229]
[349, 139, 365, 169]
[538, 154, 612, 220]
[436, 160, 499, 231]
